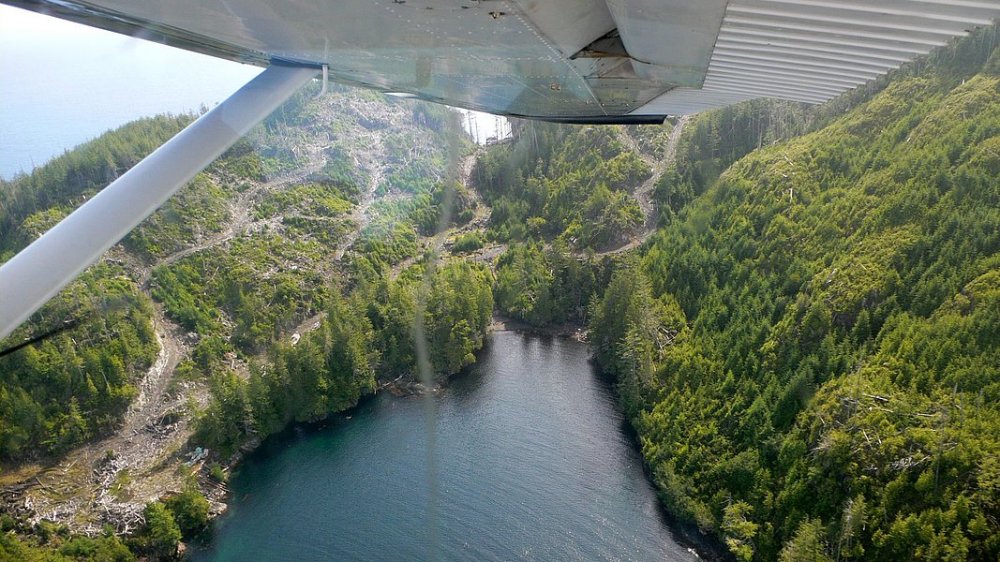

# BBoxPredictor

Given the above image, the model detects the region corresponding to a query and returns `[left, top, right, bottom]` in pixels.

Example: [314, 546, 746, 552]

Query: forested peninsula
[1, 25, 999, 562]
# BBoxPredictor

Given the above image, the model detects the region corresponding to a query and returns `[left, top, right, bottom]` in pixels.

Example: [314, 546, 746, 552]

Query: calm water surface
[192, 331, 697, 561]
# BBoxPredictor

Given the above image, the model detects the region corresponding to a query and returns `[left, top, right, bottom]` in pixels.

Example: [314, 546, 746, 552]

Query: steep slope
[0, 84, 487, 542]
[592, 50, 1000, 561]
[0, 117, 188, 464]
[472, 122, 654, 250]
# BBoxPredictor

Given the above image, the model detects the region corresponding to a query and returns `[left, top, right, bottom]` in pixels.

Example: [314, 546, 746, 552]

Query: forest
[194, 258, 494, 456]
[588, 33, 1000, 562]
[472, 122, 651, 249]
[476, 25, 1000, 561]
[0, 88, 495, 560]
[0, 117, 186, 461]
[1, 22, 999, 562]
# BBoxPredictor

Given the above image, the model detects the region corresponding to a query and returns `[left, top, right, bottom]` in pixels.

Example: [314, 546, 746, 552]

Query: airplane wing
[6, 0, 1000, 122]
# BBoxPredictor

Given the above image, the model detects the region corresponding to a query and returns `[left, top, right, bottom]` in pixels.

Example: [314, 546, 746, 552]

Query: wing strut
[0, 64, 318, 341]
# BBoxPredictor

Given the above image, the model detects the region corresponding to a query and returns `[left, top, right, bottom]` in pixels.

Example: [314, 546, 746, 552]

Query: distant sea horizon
[0, 5, 261, 180]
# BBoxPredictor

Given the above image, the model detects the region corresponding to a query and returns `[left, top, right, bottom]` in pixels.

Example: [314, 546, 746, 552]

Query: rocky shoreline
[0, 319, 725, 562]
[489, 314, 588, 342]
[186, 323, 728, 562]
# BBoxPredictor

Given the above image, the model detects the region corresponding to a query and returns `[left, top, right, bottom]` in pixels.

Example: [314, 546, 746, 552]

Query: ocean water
[0, 5, 261, 179]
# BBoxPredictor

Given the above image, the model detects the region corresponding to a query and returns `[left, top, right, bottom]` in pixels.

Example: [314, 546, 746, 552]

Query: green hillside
[0, 117, 187, 461]
[592, 49, 1000, 561]
[0, 86, 494, 559]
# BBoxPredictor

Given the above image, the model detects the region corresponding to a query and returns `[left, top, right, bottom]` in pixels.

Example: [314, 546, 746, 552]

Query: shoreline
[489, 314, 588, 342]
[491, 321, 730, 562]
[201, 323, 727, 562]
[0, 322, 726, 562]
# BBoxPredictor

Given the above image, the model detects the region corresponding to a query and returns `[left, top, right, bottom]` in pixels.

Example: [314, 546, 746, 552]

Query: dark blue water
[192, 331, 697, 561]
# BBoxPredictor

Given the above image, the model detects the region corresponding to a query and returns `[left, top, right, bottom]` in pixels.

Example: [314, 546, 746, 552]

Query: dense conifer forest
[479, 26, 1000, 561]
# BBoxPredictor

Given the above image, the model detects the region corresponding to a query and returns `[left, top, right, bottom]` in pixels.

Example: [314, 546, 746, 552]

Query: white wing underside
[6, 0, 1000, 121]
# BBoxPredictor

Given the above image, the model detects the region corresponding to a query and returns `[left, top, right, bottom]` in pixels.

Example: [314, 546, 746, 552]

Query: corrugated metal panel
[635, 0, 1000, 116]
[630, 88, 758, 115]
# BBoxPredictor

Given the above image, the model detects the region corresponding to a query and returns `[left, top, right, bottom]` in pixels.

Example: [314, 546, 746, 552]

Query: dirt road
[596, 116, 690, 256]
